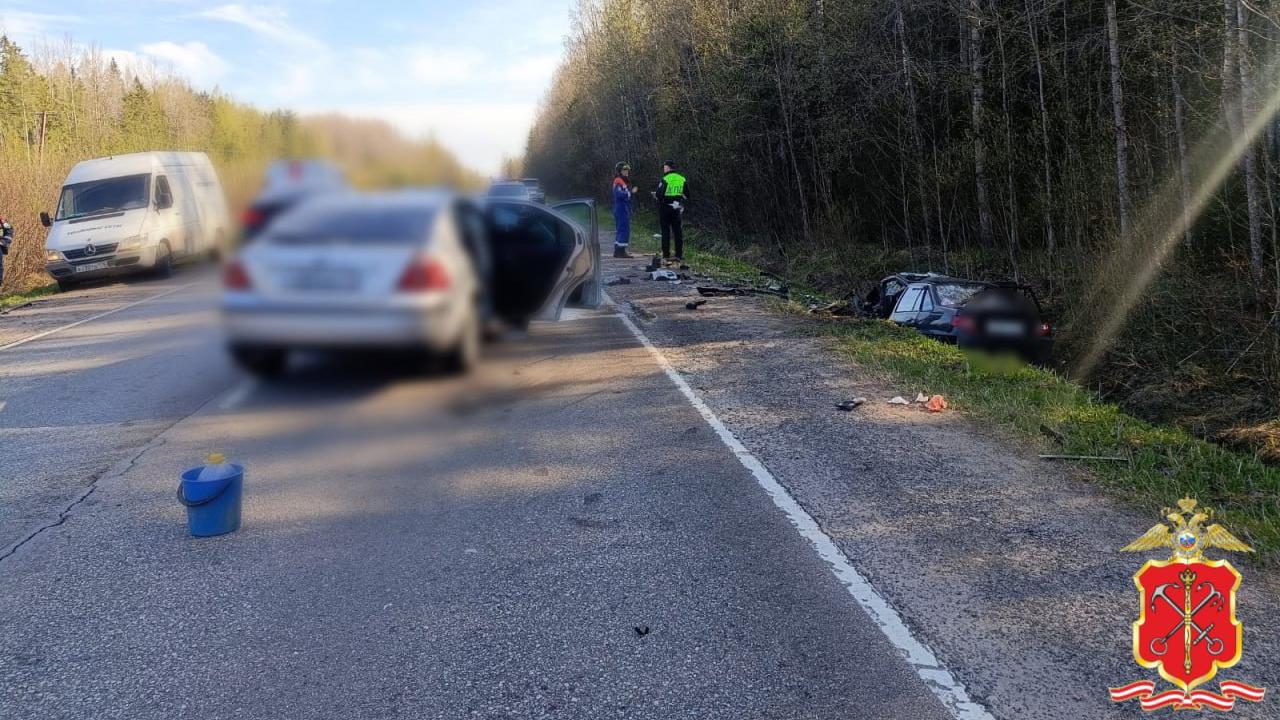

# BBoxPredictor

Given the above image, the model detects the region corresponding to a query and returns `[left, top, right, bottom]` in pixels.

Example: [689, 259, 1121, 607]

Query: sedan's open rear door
[484, 199, 599, 325]
[550, 198, 601, 310]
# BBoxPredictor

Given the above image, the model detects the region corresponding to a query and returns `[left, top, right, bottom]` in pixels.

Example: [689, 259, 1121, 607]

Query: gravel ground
[601, 240, 1280, 719]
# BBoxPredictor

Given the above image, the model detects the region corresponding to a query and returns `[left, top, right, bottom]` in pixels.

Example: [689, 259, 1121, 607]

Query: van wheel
[230, 345, 287, 378]
[441, 309, 481, 375]
[154, 242, 174, 278]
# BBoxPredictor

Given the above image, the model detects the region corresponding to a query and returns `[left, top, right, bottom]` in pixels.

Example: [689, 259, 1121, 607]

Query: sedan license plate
[986, 319, 1026, 337]
[75, 260, 110, 273]
[281, 269, 361, 292]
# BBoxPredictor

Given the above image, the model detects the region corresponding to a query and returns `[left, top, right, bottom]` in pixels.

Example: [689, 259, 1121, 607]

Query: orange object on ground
[925, 395, 947, 412]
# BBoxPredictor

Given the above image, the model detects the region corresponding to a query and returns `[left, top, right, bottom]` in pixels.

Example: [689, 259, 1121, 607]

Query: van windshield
[56, 174, 151, 221]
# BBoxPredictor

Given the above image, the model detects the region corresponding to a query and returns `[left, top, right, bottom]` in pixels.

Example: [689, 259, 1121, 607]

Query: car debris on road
[685, 299, 707, 310]
[835, 398, 867, 411]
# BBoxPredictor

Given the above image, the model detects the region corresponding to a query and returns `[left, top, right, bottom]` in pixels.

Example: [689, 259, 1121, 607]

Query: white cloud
[407, 47, 485, 87]
[500, 53, 560, 90]
[300, 101, 538, 175]
[139, 41, 229, 88]
[199, 3, 324, 50]
[0, 11, 79, 44]
[101, 47, 142, 73]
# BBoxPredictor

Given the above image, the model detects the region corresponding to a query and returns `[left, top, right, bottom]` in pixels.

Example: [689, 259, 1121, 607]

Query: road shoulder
[600, 244, 1280, 719]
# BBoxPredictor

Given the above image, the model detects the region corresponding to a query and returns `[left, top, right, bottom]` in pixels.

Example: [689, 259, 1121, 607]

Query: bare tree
[1024, 0, 1056, 255]
[969, 0, 993, 247]
[1236, 0, 1265, 285]
[1171, 64, 1193, 248]
[1105, 0, 1132, 237]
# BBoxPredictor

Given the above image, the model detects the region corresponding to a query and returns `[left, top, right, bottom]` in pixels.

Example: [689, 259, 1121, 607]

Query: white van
[41, 151, 229, 289]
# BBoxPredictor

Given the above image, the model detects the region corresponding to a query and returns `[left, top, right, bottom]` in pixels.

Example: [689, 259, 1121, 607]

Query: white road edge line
[613, 308, 995, 720]
[0, 282, 197, 352]
[216, 378, 257, 411]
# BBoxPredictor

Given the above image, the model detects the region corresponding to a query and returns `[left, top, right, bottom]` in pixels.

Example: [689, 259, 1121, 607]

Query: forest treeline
[0, 36, 480, 293]
[525, 0, 1280, 453]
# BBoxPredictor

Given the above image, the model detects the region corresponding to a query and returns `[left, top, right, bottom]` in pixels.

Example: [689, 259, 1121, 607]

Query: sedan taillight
[397, 255, 450, 292]
[223, 260, 252, 290]
[1038, 322, 1053, 337]
[951, 314, 977, 333]
[240, 207, 265, 229]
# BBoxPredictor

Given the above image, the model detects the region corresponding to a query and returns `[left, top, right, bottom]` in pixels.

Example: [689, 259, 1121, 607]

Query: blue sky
[0, 1, 576, 173]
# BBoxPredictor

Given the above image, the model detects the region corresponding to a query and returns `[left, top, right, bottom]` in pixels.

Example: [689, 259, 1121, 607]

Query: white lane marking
[614, 308, 995, 720]
[0, 282, 198, 352]
[216, 378, 257, 411]
[0, 400, 6, 413]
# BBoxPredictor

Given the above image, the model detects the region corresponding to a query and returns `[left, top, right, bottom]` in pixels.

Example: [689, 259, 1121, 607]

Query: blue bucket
[177, 459, 243, 537]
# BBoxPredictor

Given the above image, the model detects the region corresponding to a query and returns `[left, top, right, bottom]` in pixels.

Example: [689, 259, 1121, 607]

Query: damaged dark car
[879, 275, 1054, 364]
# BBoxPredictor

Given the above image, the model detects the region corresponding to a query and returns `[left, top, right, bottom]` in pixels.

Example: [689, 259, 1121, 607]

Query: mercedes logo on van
[84, 242, 97, 256]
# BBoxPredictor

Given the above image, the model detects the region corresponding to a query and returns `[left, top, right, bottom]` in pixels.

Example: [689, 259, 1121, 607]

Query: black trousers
[659, 205, 684, 258]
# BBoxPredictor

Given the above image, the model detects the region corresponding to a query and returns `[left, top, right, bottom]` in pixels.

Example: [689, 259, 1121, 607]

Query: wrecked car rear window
[934, 283, 987, 307]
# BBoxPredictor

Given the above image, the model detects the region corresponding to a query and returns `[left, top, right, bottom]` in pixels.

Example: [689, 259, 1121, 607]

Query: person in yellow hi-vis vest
[651, 160, 688, 260]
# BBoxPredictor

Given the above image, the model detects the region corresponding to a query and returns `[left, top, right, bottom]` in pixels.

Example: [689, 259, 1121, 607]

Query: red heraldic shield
[1133, 560, 1243, 692]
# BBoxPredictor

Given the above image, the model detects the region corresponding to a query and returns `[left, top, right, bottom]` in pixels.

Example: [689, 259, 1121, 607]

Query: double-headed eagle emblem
[1122, 498, 1253, 560]
[1110, 498, 1266, 712]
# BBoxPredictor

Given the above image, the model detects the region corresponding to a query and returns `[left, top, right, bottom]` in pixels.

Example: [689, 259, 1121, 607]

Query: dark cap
[663, 160, 676, 168]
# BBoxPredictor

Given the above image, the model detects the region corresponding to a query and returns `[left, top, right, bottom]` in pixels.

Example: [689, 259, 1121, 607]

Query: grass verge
[650, 230, 1280, 561]
[1, 282, 58, 310]
[814, 317, 1280, 561]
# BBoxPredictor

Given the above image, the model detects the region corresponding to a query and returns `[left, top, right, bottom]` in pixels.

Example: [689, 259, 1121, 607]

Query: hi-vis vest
[663, 172, 686, 197]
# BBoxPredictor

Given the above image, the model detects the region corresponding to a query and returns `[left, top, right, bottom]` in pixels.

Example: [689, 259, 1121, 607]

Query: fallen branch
[1038, 454, 1128, 463]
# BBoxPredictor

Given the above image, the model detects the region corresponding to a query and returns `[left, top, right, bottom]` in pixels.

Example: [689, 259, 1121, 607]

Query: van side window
[155, 176, 173, 209]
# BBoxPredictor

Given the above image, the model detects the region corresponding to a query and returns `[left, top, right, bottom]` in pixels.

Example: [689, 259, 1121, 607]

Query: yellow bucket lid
[206, 451, 226, 464]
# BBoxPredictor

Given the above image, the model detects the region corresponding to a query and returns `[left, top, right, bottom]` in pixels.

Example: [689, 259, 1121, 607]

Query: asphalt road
[0, 263, 958, 718]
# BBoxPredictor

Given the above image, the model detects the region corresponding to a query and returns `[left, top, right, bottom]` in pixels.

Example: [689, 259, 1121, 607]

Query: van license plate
[75, 260, 110, 273]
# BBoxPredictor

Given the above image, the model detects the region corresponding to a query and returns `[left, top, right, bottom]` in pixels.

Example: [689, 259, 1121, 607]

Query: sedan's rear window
[268, 205, 435, 245]
[934, 283, 988, 308]
[488, 184, 528, 197]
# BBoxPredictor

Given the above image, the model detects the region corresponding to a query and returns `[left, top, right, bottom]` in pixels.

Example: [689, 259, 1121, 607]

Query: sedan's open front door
[484, 199, 599, 325]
